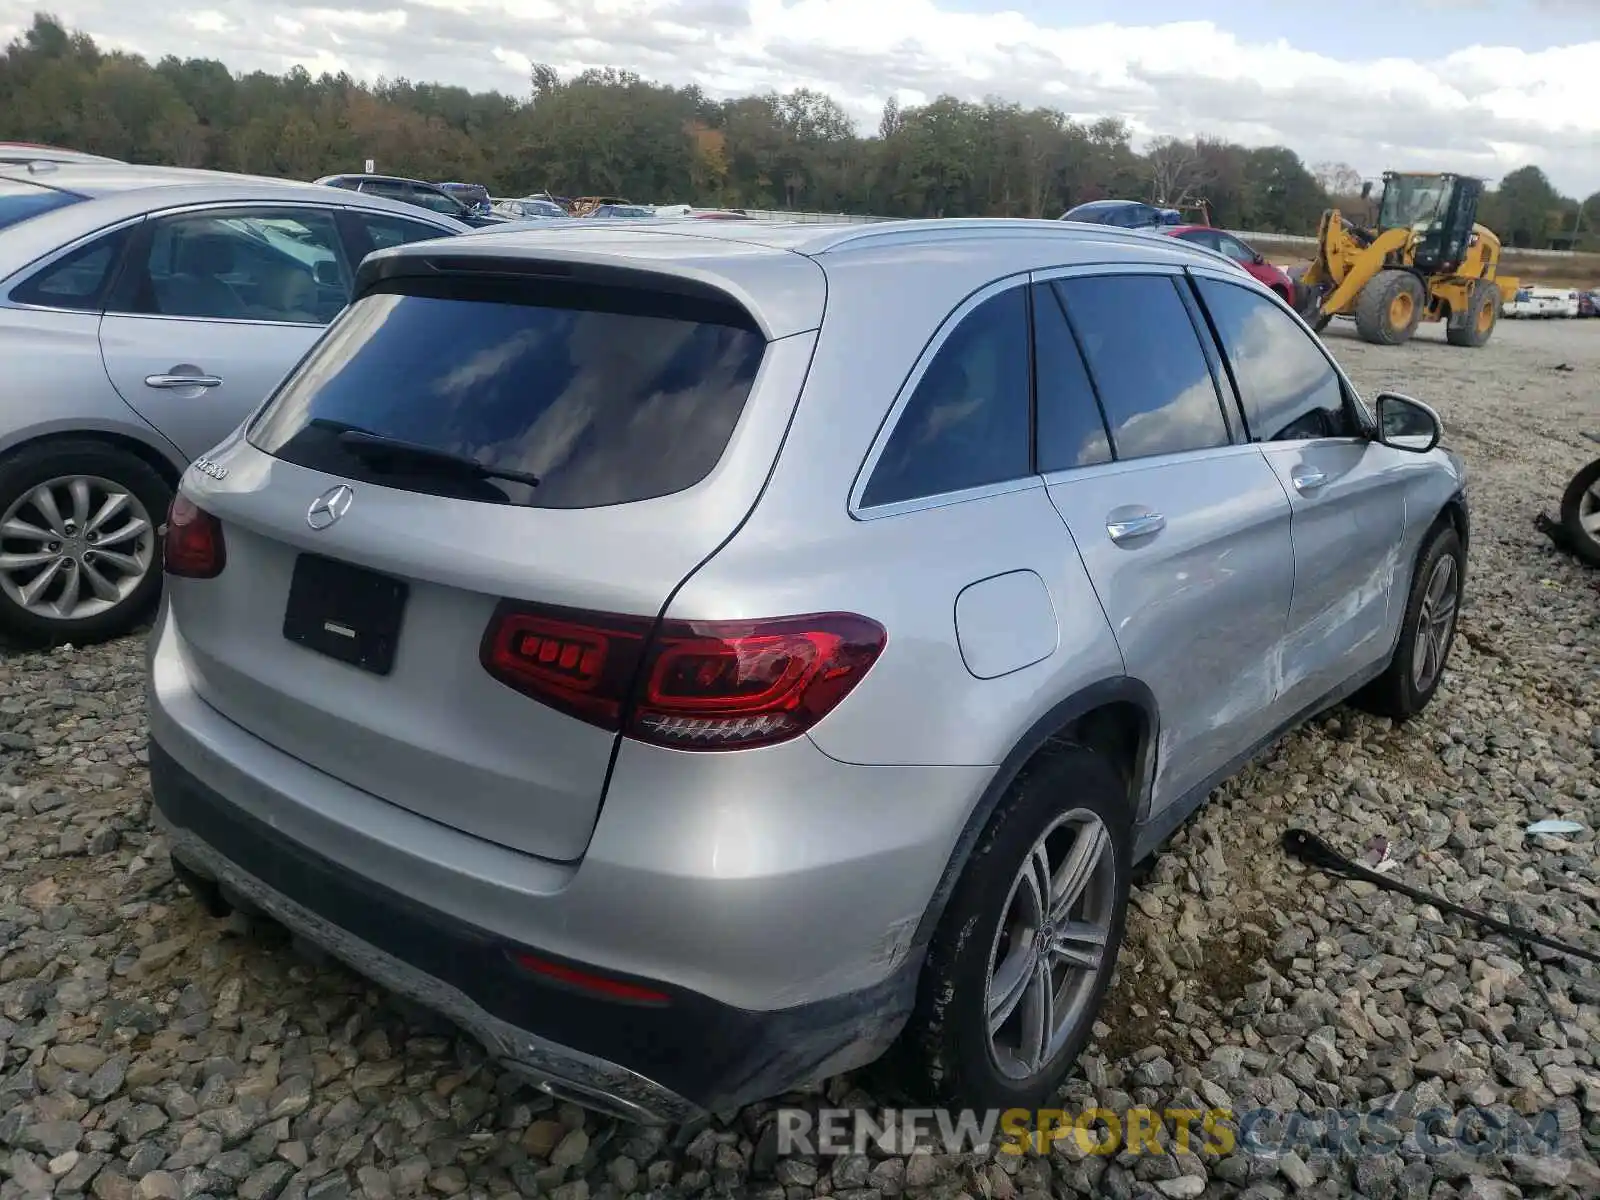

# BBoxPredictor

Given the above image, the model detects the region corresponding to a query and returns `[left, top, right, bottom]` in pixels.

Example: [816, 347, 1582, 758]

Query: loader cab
[1377, 171, 1482, 274]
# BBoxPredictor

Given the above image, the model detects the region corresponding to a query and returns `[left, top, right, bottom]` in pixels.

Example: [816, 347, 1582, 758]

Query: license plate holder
[282, 553, 408, 676]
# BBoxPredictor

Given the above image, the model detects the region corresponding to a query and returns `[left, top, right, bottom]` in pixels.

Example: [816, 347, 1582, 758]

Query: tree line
[2, 13, 1594, 247]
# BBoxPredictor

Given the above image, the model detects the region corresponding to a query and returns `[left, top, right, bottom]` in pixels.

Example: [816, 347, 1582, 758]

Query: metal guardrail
[1230, 230, 1585, 261]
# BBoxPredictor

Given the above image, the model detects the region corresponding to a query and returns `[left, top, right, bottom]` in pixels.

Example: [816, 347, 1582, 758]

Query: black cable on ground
[1282, 827, 1600, 966]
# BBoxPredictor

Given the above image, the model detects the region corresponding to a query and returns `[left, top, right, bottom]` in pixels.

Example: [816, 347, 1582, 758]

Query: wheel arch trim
[907, 675, 1159, 956]
[0, 423, 187, 490]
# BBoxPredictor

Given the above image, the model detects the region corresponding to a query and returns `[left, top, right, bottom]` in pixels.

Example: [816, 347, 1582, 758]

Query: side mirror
[1253, 251, 1265, 265]
[1374, 393, 1441, 453]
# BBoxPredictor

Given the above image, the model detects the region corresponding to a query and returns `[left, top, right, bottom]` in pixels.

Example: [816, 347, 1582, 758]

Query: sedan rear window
[0, 178, 84, 231]
[248, 278, 768, 509]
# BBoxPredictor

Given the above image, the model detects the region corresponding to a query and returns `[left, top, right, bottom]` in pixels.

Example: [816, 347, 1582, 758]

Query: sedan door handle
[1291, 470, 1327, 492]
[145, 373, 223, 389]
[1106, 512, 1167, 543]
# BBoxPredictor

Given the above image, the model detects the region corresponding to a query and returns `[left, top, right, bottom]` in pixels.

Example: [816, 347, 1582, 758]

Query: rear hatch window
[248, 276, 767, 508]
[0, 177, 84, 231]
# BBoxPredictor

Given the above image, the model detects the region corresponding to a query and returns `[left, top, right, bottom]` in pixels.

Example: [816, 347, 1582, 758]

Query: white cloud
[4, 0, 1599, 194]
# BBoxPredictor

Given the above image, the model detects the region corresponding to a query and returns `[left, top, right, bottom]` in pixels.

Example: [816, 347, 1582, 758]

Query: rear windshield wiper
[333, 428, 541, 489]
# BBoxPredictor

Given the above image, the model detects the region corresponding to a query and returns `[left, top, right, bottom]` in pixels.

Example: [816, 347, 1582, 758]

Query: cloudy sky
[4, 0, 1599, 196]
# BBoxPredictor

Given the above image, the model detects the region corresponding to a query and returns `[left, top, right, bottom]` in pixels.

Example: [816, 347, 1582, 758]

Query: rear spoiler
[351, 250, 766, 334]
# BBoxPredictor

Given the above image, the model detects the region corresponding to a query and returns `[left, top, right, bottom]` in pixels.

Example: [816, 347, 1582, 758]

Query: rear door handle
[145, 373, 223, 389]
[1106, 512, 1166, 543]
[1291, 470, 1327, 492]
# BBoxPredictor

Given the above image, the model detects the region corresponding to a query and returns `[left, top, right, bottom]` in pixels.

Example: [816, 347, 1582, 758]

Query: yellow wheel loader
[1295, 171, 1518, 348]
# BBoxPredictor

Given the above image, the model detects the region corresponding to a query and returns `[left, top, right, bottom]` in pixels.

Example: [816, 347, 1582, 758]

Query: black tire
[898, 744, 1131, 1109]
[1446, 281, 1498, 348]
[0, 440, 172, 646]
[1355, 523, 1464, 720]
[1558, 457, 1600, 568]
[1354, 270, 1426, 346]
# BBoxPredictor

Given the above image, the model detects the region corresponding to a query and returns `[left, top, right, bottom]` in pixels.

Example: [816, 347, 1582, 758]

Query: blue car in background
[1060, 199, 1183, 229]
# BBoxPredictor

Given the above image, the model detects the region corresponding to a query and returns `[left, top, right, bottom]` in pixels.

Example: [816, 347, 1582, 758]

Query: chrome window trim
[1030, 261, 1186, 286]
[98, 310, 330, 331]
[1039, 438, 1279, 489]
[848, 271, 1036, 521]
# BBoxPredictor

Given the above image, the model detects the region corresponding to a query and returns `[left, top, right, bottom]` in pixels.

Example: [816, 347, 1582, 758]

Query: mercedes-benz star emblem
[306, 484, 354, 531]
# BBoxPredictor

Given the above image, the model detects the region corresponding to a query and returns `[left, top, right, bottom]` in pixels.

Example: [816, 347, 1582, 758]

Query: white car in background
[0, 162, 467, 644]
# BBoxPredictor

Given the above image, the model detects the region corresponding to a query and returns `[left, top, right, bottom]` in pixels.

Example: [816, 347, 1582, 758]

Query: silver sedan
[0, 162, 468, 643]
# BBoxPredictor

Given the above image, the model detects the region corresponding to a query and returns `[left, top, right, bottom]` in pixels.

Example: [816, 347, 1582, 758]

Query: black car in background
[314, 174, 504, 228]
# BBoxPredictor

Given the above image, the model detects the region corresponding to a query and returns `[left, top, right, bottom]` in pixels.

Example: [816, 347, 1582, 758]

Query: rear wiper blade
[335, 429, 541, 489]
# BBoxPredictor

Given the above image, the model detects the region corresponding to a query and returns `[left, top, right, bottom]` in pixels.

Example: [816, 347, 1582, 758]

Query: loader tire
[1446, 281, 1498, 348]
[1355, 270, 1425, 346]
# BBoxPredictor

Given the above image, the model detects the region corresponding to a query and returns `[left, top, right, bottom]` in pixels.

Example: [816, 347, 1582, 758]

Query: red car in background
[1162, 226, 1295, 302]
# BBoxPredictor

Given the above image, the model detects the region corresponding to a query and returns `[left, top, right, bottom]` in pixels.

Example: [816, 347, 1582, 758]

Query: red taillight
[163, 495, 225, 578]
[634, 616, 886, 749]
[481, 605, 886, 751]
[510, 953, 670, 1004]
[481, 607, 652, 730]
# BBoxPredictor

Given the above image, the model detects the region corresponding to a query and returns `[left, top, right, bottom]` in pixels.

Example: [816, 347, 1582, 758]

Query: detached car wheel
[0, 440, 171, 645]
[1558, 457, 1600, 568]
[900, 744, 1131, 1109]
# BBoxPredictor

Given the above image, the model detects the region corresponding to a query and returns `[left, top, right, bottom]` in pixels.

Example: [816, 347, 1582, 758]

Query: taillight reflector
[481, 605, 886, 751]
[510, 953, 670, 1004]
[163, 494, 226, 578]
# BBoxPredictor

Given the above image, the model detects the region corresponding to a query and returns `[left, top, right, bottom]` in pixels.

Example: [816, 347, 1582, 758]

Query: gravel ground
[2, 318, 1598, 1200]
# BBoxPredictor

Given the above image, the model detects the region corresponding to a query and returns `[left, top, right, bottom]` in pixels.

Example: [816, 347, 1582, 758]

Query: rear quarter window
[9, 228, 128, 309]
[248, 277, 768, 509]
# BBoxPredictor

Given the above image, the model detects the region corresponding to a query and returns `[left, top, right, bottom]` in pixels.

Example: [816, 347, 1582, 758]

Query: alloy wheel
[985, 808, 1118, 1079]
[0, 474, 156, 622]
[1579, 481, 1600, 542]
[1411, 555, 1459, 694]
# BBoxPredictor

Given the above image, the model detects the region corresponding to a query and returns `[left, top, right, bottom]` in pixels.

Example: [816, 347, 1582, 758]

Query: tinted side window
[355, 213, 450, 252]
[410, 189, 466, 217]
[116, 209, 350, 325]
[861, 287, 1031, 508]
[1053, 275, 1230, 460]
[1031, 283, 1112, 472]
[10, 229, 128, 310]
[359, 180, 411, 202]
[1195, 278, 1349, 441]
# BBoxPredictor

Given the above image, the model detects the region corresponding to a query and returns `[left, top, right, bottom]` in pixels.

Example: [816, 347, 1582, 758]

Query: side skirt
[1130, 655, 1389, 863]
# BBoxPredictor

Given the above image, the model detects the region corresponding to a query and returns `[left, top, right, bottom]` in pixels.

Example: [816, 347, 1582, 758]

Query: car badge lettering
[192, 457, 227, 481]
[307, 484, 354, 531]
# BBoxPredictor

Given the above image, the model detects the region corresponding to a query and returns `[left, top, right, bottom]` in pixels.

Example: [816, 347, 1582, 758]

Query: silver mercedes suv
[147, 217, 1468, 1123]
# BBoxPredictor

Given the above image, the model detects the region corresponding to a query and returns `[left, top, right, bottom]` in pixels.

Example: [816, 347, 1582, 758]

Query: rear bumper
[144, 604, 984, 1117]
[151, 741, 912, 1121]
